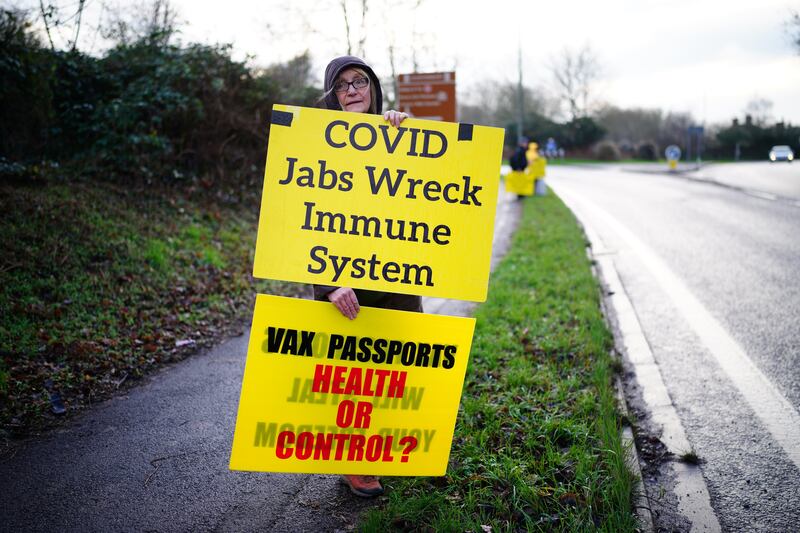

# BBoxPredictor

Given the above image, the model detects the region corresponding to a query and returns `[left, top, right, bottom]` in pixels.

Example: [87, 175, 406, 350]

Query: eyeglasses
[333, 77, 369, 93]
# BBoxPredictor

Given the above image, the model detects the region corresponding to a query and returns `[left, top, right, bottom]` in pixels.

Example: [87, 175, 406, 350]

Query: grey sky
[14, 0, 800, 124]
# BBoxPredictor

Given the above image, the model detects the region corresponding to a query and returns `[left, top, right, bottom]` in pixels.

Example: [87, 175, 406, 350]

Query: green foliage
[594, 141, 622, 161]
[0, 180, 305, 431]
[712, 118, 800, 160]
[0, 8, 320, 195]
[505, 113, 605, 151]
[635, 141, 658, 161]
[0, 10, 55, 159]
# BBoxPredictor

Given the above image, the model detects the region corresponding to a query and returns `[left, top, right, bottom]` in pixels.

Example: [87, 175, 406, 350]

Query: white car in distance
[769, 145, 794, 162]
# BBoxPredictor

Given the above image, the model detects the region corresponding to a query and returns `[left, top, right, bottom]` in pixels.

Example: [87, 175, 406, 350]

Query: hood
[323, 55, 383, 114]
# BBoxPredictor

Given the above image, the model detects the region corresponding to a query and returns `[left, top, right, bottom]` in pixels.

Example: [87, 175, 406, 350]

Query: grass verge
[0, 178, 302, 436]
[361, 192, 638, 531]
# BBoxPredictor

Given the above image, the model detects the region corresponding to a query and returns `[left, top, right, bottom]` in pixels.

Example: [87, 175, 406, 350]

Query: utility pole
[516, 41, 524, 143]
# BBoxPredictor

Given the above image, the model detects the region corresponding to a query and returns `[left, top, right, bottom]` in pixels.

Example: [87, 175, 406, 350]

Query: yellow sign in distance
[229, 294, 476, 476]
[253, 105, 504, 302]
[505, 170, 534, 196]
[527, 157, 546, 179]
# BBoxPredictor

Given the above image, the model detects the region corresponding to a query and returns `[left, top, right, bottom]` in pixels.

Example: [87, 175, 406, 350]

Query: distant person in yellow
[313, 55, 422, 498]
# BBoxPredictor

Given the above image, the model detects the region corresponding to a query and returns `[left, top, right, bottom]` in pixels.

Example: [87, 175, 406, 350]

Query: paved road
[549, 163, 800, 531]
[0, 190, 520, 533]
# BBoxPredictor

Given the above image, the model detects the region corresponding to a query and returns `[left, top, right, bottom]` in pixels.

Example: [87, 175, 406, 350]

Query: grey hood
[323, 55, 383, 114]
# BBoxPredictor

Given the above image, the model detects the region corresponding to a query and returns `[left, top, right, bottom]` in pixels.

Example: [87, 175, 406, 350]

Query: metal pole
[517, 42, 524, 143]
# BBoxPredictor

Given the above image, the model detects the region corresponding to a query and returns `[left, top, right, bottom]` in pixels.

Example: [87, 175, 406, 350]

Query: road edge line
[563, 192, 721, 533]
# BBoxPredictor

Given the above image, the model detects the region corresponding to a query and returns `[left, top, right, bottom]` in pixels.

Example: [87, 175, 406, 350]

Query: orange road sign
[397, 72, 456, 122]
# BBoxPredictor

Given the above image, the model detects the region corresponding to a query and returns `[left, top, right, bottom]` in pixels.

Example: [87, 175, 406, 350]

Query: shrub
[594, 140, 621, 161]
[0, 10, 320, 196]
[636, 141, 659, 160]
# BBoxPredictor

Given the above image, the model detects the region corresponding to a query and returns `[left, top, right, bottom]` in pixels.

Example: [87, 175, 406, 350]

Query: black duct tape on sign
[271, 110, 294, 127]
[458, 123, 473, 141]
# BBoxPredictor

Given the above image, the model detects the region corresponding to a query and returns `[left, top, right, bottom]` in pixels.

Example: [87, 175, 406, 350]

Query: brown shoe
[340, 475, 384, 497]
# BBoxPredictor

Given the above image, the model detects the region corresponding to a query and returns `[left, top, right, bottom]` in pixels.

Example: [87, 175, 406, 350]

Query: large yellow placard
[229, 294, 475, 476]
[253, 105, 504, 302]
[504, 170, 534, 195]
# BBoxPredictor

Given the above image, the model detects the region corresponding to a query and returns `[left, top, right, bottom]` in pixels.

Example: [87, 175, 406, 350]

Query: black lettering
[432, 224, 451, 245]
[350, 123, 377, 151]
[265, 327, 285, 353]
[315, 210, 347, 233]
[402, 263, 434, 287]
[405, 178, 423, 199]
[307, 245, 327, 274]
[296, 165, 315, 187]
[341, 336, 357, 360]
[422, 180, 442, 201]
[460, 175, 483, 206]
[415, 343, 431, 367]
[421, 130, 448, 158]
[406, 128, 420, 156]
[280, 329, 298, 354]
[330, 254, 351, 282]
[366, 166, 406, 196]
[407, 221, 430, 243]
[373, 339, 387, 363]
[349, 215, 381, 237]
[318, 160, 337, 190]
[378, 125, 407, 153]
[400, 342, 416, 366]
[382, 261, 400, 282]
[339, 171, 353, 191]
[299, 331, 315, 356]
[328, 334, 344, 358]
[443, 345, 456, 369]
[357, 337, 373, 362]
[351, 257, 366, 279]
[301, 201, 315, 230]
[280, 157, 297, 185]
[325, 120, 348, 148]
[442, 182, 460, 203]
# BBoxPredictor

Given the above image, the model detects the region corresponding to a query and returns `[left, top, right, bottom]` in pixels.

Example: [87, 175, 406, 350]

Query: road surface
[549, 162, 800, 532]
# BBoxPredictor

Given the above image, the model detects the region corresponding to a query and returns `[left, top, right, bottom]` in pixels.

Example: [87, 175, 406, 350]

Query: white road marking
[746, 190, 778, 201]
[556, 185, 800, 472]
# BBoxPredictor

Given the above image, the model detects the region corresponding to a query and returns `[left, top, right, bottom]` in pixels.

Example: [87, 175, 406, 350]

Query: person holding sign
[314, 55, 423, 497]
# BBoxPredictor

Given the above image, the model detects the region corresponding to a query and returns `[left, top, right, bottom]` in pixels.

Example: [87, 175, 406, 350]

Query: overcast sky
[17, 0, 800, 125]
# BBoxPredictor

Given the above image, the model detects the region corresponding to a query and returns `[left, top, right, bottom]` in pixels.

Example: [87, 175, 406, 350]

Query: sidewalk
[1, 190, 520, 533]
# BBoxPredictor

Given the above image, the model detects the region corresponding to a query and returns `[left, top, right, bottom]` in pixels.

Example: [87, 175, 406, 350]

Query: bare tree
[744, 96, 774, 126]
[339, 0, 353, 55]
[789, 9, 800, 54]
[37, 0, 88, 51]
[549, 44, 600, 121]
[100, 0, 180, 47]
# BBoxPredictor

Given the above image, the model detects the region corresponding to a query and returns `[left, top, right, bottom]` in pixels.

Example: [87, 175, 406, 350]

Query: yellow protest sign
[504, 170, 534, 195]
[253, 105, 504, 302]
[527, 157, 546, 178]
[229, 294, 475, 476]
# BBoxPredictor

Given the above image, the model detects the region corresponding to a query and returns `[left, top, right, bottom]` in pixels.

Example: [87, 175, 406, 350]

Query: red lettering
[347, 434, 366, 461]
[332, 365, 347, 394]
[312, 364, 332, 393]
[276, 431, 294, 459]
[387, 370, 406, 398]
[295, 431, 314, 460]
[314, 433, 333, 460]
[343, 367, 363, 395]
[365, 435, 382, 461]
[336, 400, 355, 428]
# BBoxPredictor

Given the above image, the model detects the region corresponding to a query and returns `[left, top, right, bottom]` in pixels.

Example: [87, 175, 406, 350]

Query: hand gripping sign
[253, 105, 505, 302]
[229, 294, 475, 476]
